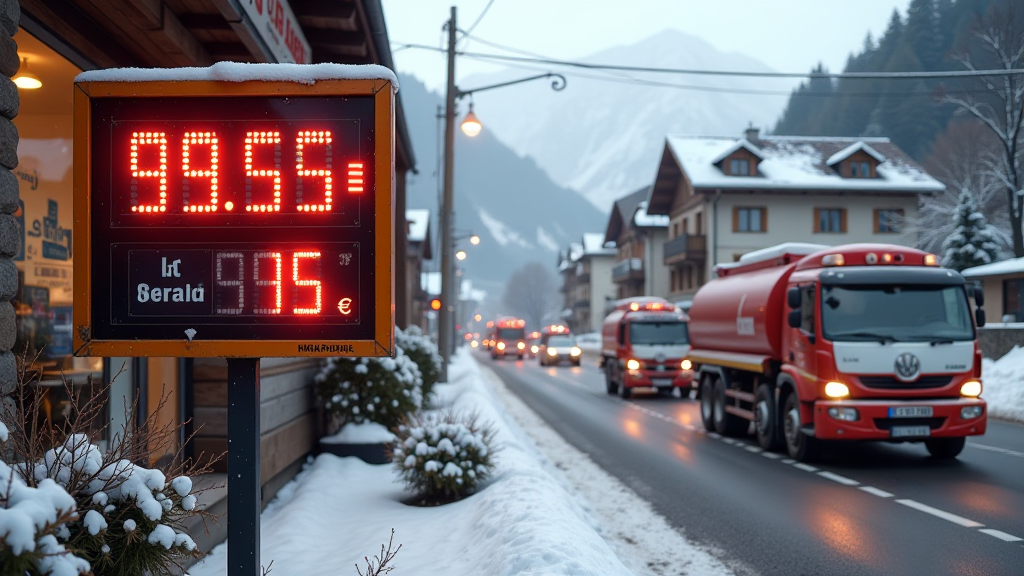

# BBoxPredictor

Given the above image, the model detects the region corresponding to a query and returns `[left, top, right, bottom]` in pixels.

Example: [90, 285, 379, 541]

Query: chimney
[744, 124, 760, 144]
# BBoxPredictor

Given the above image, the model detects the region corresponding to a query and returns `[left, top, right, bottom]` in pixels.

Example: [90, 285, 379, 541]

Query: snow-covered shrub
[1, 364, 214, 576]
[941, 189, 1003, 271]
[391, 411, 497, 501]
[395, 326, 442, 403]
[316, 347, 423, 430]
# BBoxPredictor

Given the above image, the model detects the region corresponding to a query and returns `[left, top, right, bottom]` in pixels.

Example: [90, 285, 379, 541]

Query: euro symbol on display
[338, 298, 353, 315]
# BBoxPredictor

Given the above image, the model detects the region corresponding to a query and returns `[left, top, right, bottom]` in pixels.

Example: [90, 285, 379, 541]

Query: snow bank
[76, 62, 398, 91]
[188, 349, 632, 576]
[983, 346, 1024, 423]
[320, 422, 396, 444]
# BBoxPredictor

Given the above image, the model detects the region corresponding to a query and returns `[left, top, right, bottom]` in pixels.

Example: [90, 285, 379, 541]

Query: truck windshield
[821, 285, 974, 343]
[497, 328, 525, 340]
[629, 322, 689, 345]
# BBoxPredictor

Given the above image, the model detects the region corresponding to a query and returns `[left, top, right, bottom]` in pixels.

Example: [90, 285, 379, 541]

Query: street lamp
[456, 250, 467, 261]
[438, 6, 567, 382]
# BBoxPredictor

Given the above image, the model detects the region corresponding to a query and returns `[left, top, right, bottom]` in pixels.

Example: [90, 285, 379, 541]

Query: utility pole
[439, 6, 457, 382]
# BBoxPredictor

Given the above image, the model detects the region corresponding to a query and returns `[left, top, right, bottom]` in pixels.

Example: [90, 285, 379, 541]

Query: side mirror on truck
[976, 308, 986, 328]
[787, 286, 801, 309]
[788, 309, 802, 329]
[973, 285, 985, 307]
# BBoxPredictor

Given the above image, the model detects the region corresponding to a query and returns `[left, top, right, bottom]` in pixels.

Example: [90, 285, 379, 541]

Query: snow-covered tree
[941, 190, 1002, 271]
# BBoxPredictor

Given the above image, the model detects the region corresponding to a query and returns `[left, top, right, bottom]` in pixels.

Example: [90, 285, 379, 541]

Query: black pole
[227, 358, 261, 575]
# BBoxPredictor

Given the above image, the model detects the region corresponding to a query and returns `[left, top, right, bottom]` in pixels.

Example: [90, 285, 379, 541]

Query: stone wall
[0, 0, 18, 414]
[978, 326, 1024, 360]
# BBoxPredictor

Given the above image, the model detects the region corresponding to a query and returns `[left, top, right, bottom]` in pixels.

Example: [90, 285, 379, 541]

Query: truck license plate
[889, 406, 933, 418]
[651, 378, 673, 386]
[890, 426, 931, 438]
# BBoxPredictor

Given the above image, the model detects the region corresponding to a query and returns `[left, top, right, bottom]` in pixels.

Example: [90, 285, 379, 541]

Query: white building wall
[710, 194, 920, 269]
[587, 254, 617, 331]
[643, 228, 671, 299]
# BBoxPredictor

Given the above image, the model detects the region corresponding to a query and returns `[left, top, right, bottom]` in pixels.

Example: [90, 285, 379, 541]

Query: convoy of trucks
[600, 297, 695, 399]
[686, 243, 987, 461]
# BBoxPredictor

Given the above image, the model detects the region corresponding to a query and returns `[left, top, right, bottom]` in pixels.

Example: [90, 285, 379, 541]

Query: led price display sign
[73, 77, 395, 357]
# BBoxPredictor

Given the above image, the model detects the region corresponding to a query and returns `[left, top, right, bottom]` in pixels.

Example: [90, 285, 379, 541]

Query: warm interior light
[461, 106, 482, 137]
[824, 382, 850, 398]
[960, 381, 982, 397]
[14, 58, 42, 90]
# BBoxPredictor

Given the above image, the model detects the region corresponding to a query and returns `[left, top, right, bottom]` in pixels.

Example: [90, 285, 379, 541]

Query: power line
[461, 0, 497, 40]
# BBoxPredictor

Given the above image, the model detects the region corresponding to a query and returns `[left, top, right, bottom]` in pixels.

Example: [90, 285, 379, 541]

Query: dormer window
[730, 158, 750, 176]
[850, 161, 871, 178]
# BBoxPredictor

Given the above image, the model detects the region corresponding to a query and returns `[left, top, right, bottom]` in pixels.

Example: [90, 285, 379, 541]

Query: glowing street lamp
[469, 234, 481, 245]
[461, 105, 482, 137]
[456, 250, 467, 261]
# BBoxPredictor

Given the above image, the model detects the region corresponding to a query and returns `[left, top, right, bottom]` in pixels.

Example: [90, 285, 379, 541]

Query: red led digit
[182, 132, 220, 213]
[292, 251, 322, 314]
[214, 252, 244, 315]
[130, 132, 168, 213]
[245, 131, 282, 213]
[347, 162, 365, 193]
[253, 251, 282, 315]
[295, 130, 333, 212]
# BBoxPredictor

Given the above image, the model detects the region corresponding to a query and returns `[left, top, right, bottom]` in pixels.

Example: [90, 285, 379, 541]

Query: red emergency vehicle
[688, 243, 987, 461]
[537, 325, 581, 366]
[490, 317, 527, 360]
[600, 297, 694, 398]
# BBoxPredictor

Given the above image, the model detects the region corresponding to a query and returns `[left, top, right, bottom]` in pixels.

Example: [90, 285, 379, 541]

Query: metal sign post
[72, 68, 397, 575]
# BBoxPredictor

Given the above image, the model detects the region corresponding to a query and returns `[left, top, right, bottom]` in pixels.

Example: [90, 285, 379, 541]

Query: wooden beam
[177, 13, 232, 31]
[303, 28, 365, 47]
[20, 0, 142, 68]
[290, 0, 356, 20]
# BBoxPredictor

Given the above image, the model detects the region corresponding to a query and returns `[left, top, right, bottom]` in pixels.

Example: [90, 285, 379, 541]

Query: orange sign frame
[72, 78, 395, 358]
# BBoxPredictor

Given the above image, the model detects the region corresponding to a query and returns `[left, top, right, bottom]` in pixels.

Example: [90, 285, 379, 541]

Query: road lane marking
[761, 452, 782, 459]
[794, 463, 819, 472]
[979, 529, 1023, 542]
[895, 499, 985, 528]
[818, 471, 859, 486]
[859, 486, 894, 498]
[745, 446, 763, 453]
[708, 432, 721, 439]
[969, 443, 1024, 458]
[782, 458, 795, 464]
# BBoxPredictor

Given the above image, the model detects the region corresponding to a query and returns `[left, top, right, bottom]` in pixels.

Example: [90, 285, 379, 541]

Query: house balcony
[612, 258, 644, 284]
[576, 271, 590, 284]
[663, 234, 706, 265]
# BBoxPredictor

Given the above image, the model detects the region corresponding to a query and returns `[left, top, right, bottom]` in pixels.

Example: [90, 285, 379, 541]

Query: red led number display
[127, 129, 366, 215]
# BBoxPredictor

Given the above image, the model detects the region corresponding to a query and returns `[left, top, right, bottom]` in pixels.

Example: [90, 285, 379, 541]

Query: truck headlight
[548, 348, 558, 357]
[680, 359, 692, 370]
[517, 341, 526, 350]
[960, 381, 982, 397]
[626, 359, 641, 370]
[824, 382, 849, 398]
[570, 347, 582, 356]
[960, 405, 984, 419]
[497, 342, 505, 351]
[531, 345, 539, 354]
[827, 407, 859, 421]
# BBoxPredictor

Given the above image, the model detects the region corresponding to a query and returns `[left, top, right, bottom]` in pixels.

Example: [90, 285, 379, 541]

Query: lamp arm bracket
[456, 73, 567, 99]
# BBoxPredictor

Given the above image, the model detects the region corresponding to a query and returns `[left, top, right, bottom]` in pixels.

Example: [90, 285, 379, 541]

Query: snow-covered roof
[961, 257, 1024, 278]
[709, 138, 764, 164]
[825, 141, 887, 166]
[406, 209, 429, 243]
[421, 271, 440, 295]
[716, 242, 829, 272]
[76, 62, 399, 92]
[582, 232, 616, 256]
[663, 135, 943, 193]
[634, 201, 669, 228]
[568, 242, 584, 262]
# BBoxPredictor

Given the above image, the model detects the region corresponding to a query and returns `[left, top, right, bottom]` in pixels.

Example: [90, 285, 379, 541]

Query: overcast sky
[382, 0, 913, 92]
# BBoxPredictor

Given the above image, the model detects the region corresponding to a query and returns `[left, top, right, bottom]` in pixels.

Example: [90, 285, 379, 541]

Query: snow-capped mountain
[464, 29, 796, 211]
[399, 74, 606, 293]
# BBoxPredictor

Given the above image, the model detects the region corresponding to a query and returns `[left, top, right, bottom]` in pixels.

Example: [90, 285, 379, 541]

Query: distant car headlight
[497, 342, 506, 351]
[548, 348, 558, 357]
[680, 359, 692, 370]
[960, 381, 982, 397]
[471, 340, 479, 348]
[626, 359, 641, 370]
[531, 345, 539, 354]
[570, 347, 582, 356]
[517, 341, 526, 350]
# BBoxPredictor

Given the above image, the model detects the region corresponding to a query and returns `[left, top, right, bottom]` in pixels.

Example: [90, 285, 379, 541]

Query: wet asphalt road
[479, 351, 1024, 576]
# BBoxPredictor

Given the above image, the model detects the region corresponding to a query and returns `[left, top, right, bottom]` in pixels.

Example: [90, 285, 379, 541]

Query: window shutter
[732, 206, 739, 232]
[761, 207, 768, 232]
[841, 209, 848, 233]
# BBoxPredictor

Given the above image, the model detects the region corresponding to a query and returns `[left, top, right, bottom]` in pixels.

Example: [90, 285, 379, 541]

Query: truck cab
[491, 317, 527, 360]
[600, 297, 695, 399]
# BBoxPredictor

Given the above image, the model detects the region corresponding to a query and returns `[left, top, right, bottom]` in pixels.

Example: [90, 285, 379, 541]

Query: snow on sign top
[75, 62, 399, 92]
[406, 209, 430, 243]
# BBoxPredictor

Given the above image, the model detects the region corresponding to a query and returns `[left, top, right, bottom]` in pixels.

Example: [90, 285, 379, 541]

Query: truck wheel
[713, 378, 747, 437]
[755, 384, 782, 451]
[782, 393, 820, 462]
[925, 437, 965, 459]
[699, 376, 715, 432]
[618, 380, 631, 399]
[605, 364, 618, 395]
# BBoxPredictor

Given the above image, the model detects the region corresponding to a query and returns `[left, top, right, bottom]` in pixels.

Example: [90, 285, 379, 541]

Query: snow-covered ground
[188, 349, 731, 576]
[983, 346, 1024, 423]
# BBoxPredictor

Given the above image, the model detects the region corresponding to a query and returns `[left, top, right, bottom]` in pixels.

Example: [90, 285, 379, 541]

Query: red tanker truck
[600, 297, 695, 398]
[688, 243, 987, 461]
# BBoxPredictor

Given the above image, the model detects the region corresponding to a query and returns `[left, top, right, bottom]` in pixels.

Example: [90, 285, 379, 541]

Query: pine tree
[941, 189, 1002, 271]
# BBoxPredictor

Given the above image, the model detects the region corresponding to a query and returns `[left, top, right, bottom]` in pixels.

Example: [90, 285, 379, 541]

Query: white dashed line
[818, 471, 859, 486]
[782, 458, 795, 464]
[896, 499, 985, 528]
[745, 446, 763, 453]
[794, 463, 819, 472]
[761, 452, 782, 459]
[979, 529, 1024, 542]
[859, 486, 895, 498]
[708, 432, 721, 439]
[969, 443, 1024, 458]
